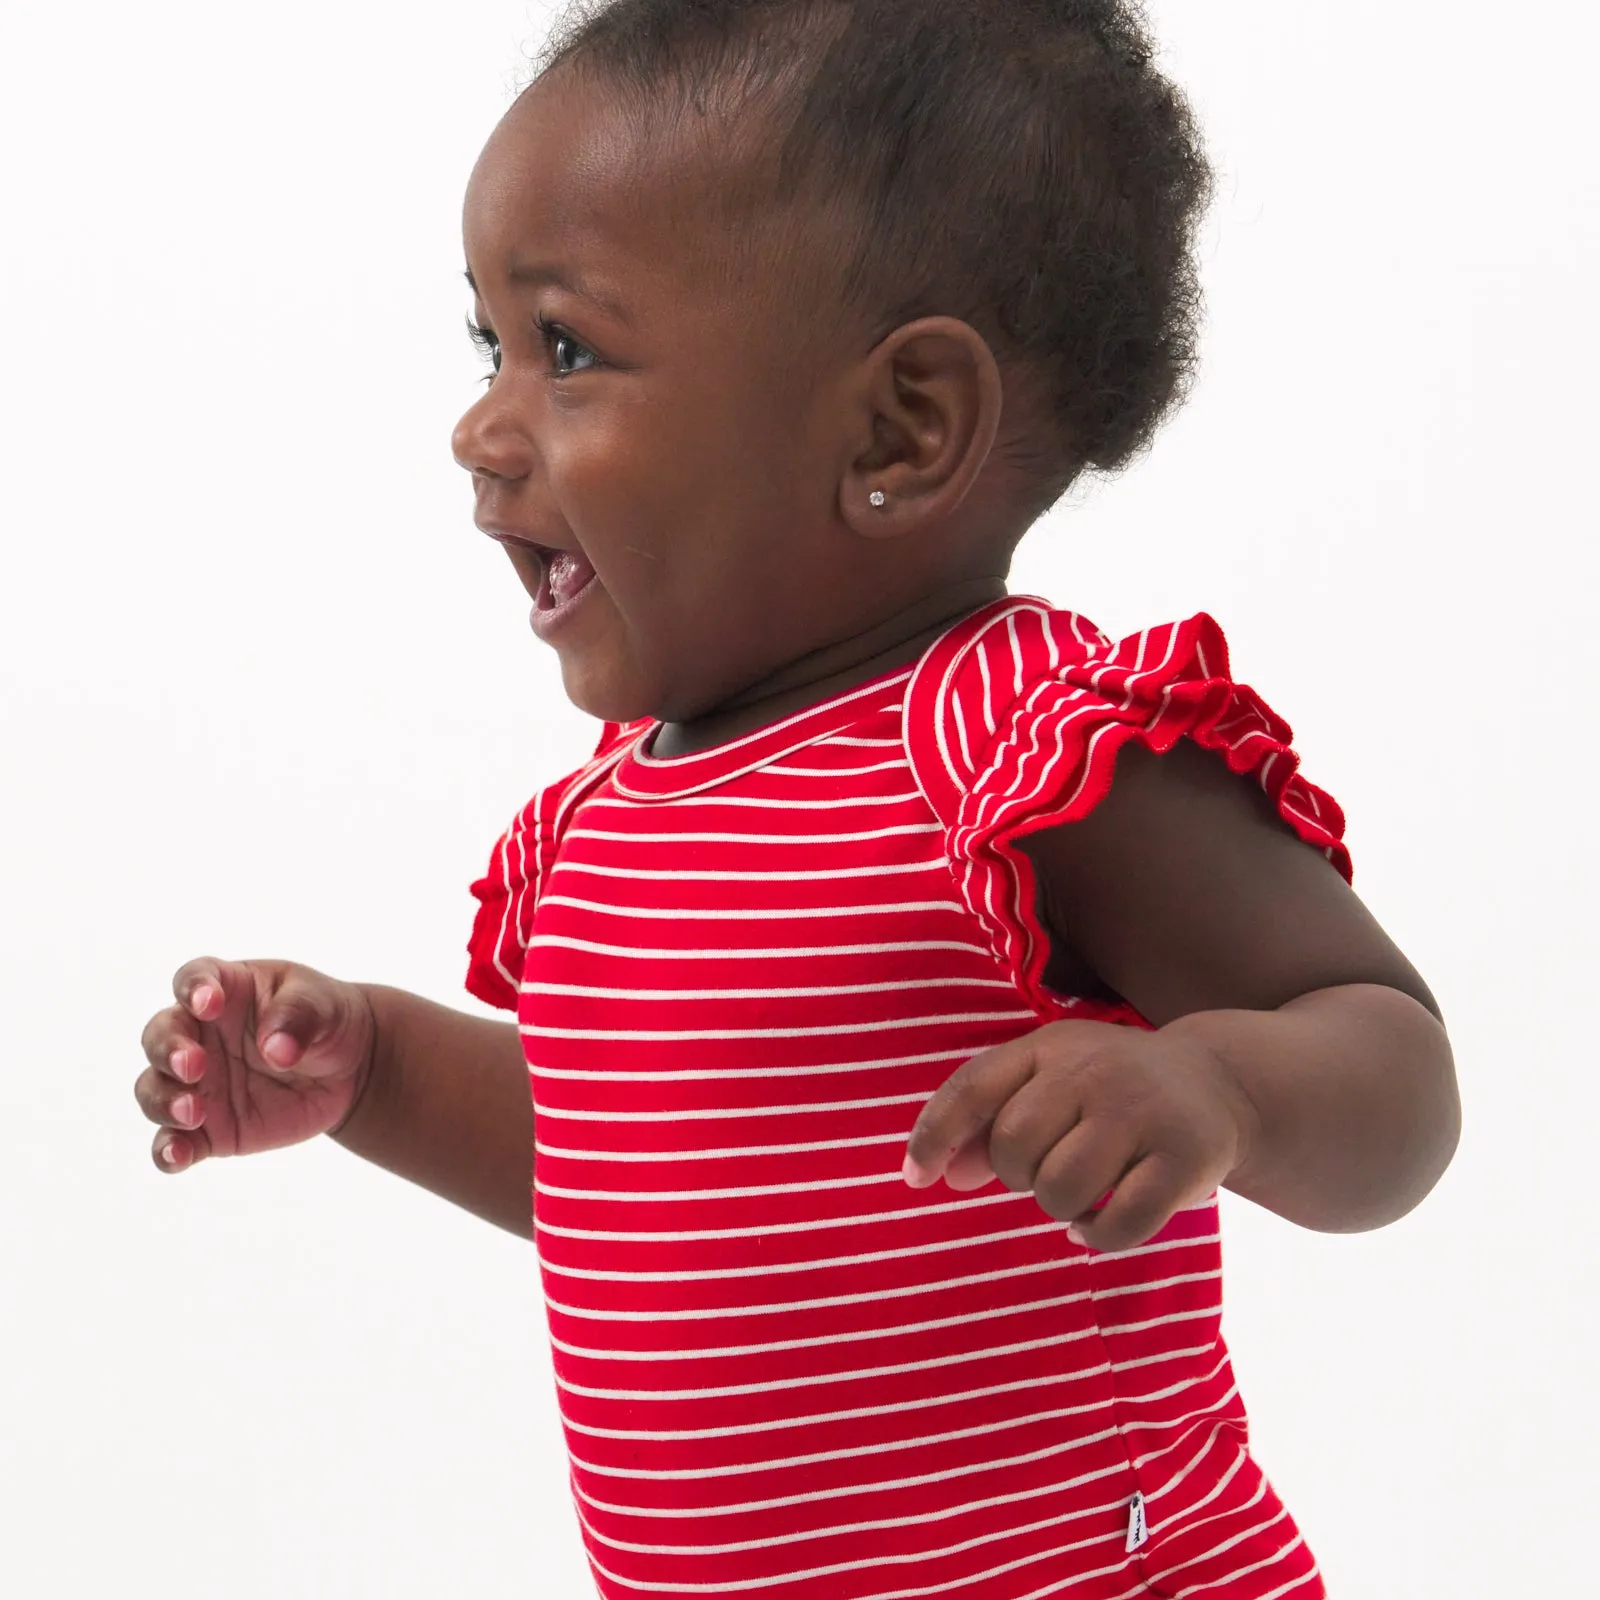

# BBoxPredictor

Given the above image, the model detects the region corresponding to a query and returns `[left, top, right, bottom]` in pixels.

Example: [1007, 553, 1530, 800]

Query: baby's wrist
[327, 982, 388, 1144]
[1158, 1009, 1269, 1192]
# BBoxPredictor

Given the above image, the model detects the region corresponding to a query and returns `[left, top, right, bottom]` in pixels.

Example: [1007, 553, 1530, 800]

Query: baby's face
[454, 68, 869, 726]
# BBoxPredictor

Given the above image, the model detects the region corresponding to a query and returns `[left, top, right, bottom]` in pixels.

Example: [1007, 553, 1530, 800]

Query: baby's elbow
[1415, 1026, 1462, 1205]
[1356, 1006, 1461, 1232]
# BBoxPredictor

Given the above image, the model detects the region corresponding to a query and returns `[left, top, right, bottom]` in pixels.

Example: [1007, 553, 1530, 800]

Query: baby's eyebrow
[462, 264, 631, 325]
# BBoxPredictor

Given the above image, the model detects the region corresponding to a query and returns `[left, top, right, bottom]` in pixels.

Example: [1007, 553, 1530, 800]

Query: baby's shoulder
[901, 595, 1352, 1019]
[907, 596, 1289, 818]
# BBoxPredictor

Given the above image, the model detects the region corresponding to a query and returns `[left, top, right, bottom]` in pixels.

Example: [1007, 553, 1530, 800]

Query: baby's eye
[540, 318, 600, 377]
[466, 317, 501, 381]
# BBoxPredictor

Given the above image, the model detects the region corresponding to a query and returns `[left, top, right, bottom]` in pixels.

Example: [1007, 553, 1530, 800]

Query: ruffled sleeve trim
[905, 599, 1350, 1021]
[464, 720, 646, 1011]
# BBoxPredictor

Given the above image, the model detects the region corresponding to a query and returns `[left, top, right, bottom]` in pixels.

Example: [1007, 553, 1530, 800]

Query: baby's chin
[556, 640, 664, 728]
[554, 617, 785, 731]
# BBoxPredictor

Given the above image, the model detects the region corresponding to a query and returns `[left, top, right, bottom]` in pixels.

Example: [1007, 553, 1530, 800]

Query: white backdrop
[3, 2, 1594, 1595]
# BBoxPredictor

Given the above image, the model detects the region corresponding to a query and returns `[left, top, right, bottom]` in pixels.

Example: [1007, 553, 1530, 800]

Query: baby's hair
[537, 0, 1212, 502]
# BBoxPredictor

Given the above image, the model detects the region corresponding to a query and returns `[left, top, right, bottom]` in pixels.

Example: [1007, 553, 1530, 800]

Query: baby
[134, 2, 1460, 1595]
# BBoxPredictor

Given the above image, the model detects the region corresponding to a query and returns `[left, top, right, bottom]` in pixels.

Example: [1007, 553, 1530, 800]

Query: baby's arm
[334, 986, 532, 1236]
[906, 739, 1459, 1246]
[136, 960, 533, 1236]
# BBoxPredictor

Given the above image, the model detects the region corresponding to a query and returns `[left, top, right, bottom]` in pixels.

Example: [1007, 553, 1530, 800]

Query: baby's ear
[841, 316, 1003, 538]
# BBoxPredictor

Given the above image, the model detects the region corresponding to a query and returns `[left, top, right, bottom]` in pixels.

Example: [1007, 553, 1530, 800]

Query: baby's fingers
[152, 1128, 210, 1173]
[134, 1065, 213, 1173]
[139, 1004, 207, 1085]
[171, 956, 254, 1026]
[1068, 1156, 1189, 1255]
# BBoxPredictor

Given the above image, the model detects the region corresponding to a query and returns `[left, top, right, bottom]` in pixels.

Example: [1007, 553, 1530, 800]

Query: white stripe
[523, 1008, 1032, 1041]
[531, 1216, 1203, 1280]
[1111, 1340, 1222, 1375]
[574, 1454, 1123, 1531]
[548, 1287, 1093, 1362]
[534, 1090, 935, 1125]
[1246, 1564, 1322, 1600]
[489, 732, 634, 993]
[1100, 1304, 1218, 1338]
[576, 1494, 1128, 1589]
[625, 674, 910, 771]
[583, 1523, 1136, 1599]
[522, 976, 1013, 1002]
[536, 894, 965, 920]
[535, 1131, 907, 1165]
[534, 1220, 1208, 1283]
[1170, 1532, 1307, 1599]
[538, 1222, 1066, 1285]
[555, 1322, 1097, 1401]
[1133, 1410, 1251, 1476]
[488, 810, 521, 996]
[563, 822, 941, 846]
[568, 1401, 1116, 1481]
[543, 1255, 1076, 1323]
[561, 1362, 1110, 1442]
[763, 758, 914, 777]
[536, 1169, 904, 1205]
[1163, 1505, 1293, 1588]
[1093, 1221, 1219, 1262]
[969, 627, 1180, 837]
[951, 676, 975, 777]
[531, 1193, 1222, 1246]
[536, 1187, 1032, 1243]
[549, 857, 948, 882]
[576, 1468, 1121, 1553]
[531, 1043, 978, 1082]
[1146, 1450, 1256, 1544]
[1044, 614, 1063, 673]
[1130, 1389, 1243, 1465]
[576, 1426, 1114, 1508]
[579, 790, 928, 811]
[1142, 1420, 1237, 1506]
[1112, 1353, 1233, 1424]
[945, 626, 1184, 980]
[525, 933, 993, 962]
[1090, 1268, 1221, 1302]
[925, 601, 1049, 789]
[823, 735, 904, 748]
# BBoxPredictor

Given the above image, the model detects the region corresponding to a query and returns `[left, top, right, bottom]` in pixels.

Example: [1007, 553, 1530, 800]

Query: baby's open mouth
[539, 546, 597, 609]
[528, 545, 598, 636]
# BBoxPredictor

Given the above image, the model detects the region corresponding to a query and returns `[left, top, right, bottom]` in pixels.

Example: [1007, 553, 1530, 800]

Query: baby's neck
[652, 577, 1009, 758]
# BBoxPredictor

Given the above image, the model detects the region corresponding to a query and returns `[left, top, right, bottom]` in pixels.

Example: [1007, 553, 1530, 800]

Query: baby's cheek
[554, 588, 659, 724]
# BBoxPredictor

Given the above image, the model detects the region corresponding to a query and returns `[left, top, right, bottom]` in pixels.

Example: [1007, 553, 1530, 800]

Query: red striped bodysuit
[466, 597, 1347, 1599]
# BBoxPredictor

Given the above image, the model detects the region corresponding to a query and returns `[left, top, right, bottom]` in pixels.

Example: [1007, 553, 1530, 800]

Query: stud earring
[869, 490, 888, 509]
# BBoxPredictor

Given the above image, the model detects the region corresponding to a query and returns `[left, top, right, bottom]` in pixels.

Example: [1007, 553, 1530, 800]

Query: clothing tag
[1125, 1491, 1148, 1553]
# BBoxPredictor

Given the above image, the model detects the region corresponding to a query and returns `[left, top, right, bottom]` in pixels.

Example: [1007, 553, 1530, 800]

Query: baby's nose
[450, 389, 533, 482]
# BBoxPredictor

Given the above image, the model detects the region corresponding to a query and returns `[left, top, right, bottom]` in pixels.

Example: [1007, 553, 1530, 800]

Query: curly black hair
[537, 0, 1212, 499]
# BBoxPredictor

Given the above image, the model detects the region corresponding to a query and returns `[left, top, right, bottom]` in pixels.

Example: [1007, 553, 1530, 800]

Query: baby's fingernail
[161, 1140, 184, 1167]
[1067, 1225, 1087, 1248]
[170, 1048, 193, 1081]
[192, 984, 217, 1014]
[263, 1032, 297, 1069]
[172, 1095, 195, 1127]
[902, 1154, 928, 1188]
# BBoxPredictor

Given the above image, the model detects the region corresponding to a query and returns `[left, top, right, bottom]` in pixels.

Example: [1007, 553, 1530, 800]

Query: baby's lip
[476, 520, 573, 562]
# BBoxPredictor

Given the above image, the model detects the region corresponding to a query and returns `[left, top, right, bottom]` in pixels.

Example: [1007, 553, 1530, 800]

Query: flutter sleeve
[464, 720, 645, 1011]
[904, 599, 1350, 1020]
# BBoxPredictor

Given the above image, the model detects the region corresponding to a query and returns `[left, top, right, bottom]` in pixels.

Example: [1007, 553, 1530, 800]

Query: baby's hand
[902, 1020, 1259, 1253]
[134, 958, 377, 1173]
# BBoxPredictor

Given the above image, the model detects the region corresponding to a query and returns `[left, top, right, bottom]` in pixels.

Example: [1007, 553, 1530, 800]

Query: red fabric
[904, 600, 1349, 1024]
[466, 598, 1334, 1599]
